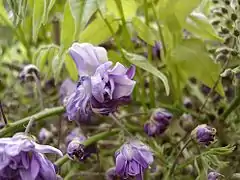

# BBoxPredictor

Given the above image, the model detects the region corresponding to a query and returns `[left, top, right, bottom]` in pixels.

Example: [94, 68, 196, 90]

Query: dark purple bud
[65, 128, 83, 145]
[152, 41, 161, 59]
[67, 136, 97, 161]
[144, 120, 167, 137]
[183, 97, 193, 109]
[191, 124, 216, 146]
[208, 171, 223, 180]
[152, 108, 172, 124]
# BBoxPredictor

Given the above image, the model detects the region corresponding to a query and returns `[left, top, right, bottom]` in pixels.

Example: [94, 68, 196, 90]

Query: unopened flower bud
[38, 128, 52, 143]
[221, 27, 230, 34]
[216, 53, 228, 62]
[208, 171, 223, 180]
[191, 124, 216, 146]
[67, 136, 97, 161]
[224, 0, 230, 5]
[234, 29, 240, 36]
[180, 114, 194, 132]
[231, 13, 238, 21]
[215, 47, 230, 55]
[211, 19, 221, 26]
[183, 97, 193, 109]
[19, 64, 40, 81]
[221, 7, 228, 14]
[144, 108, 172, 137]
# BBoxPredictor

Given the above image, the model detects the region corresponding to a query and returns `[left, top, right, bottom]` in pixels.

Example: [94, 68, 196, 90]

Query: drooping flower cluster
[115, 140, 153, 180]
[0, 133, 62, 180]
[66, 128, 97, 161]
[144, 108, 172, 137]
[65, 43, 136, 123]
[191, 124, 217, 146]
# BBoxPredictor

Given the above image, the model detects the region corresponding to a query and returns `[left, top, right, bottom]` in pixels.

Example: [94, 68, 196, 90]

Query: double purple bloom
[0, 133, 62, 180]
[65, 43, 136, 123]
[115, 140, 153, 180]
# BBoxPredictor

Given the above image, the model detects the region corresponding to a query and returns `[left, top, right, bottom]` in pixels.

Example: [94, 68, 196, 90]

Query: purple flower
[0, 133, 62, 180]
[144, 108, 172, 137]
[208, 171, 223, 180]
[152, 41, 161, 59]
[67, 135, 97, 161]
[115, 140, 153, 180]
[65, 43, 136, 122]
[38, 128, 52, 143]
[191, 124, 216, 146]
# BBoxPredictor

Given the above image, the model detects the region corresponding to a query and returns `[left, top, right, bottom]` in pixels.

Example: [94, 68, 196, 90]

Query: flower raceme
[0, 133, 62, 180]
[65, 43, 136, 123]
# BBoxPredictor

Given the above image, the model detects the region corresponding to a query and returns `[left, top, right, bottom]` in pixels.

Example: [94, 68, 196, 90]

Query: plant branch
[54, 128, 120, 167]
[0, 106, 65, 137]
[0, 101, 8, 125]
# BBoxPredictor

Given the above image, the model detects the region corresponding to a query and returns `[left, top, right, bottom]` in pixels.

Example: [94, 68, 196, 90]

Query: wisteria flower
[0, 133, 62, 180]
[65, 43, 136, 122]
[115, 140, 153, 180]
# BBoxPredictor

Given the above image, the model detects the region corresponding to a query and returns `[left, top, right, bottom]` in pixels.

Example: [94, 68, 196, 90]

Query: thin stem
[109, 113, 133, 137]
[168, 138, 192, 176]
[32, 72, 44, 110]
[24, 117, 35, 134]
[220, 93, 240, 120]
[144, 0, 155, 108]
[0, 101, 8, 125]
[54, 128, 120, 167]
[0, 106, 65, 137]
[151, 3, 167, 57]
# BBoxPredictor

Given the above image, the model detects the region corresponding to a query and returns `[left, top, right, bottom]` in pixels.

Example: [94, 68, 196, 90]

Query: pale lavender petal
[108, 62, 127, 75]
[21, 152, 29, 169]
[0, 153, 9, 170]
[112, 76, 136, 99]
[91, 74, 105, 103]
[5, 144, 21, 156]
[69, 43, 108, 76]
[34, 144, 63, 156]
[115, 154, 126, 175]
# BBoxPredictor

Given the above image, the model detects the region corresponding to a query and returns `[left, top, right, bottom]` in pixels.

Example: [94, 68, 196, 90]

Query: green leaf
[185, 12, 223, 41]
[170, 38, 224, 96]
[79, 15, 119, 45]
[132, 17, 157, 46]
[123, 50, 170, 95]
[174, 0, 201, 25]
[32, 0, 45, 42]
[106, 0, 137, 19]
[65, 53, 78, 81]
[42, 0, 56, 24]
[69, 0, 104, 38]
[61, 0, 75, 50]
[0, 0, 12, 25]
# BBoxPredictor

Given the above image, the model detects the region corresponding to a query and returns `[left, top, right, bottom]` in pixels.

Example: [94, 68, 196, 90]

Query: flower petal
[115, 154, 126, 175]
[34, 144, 63, 156]
[91, 74, 105, 103]
[126, 65, 136, 79]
